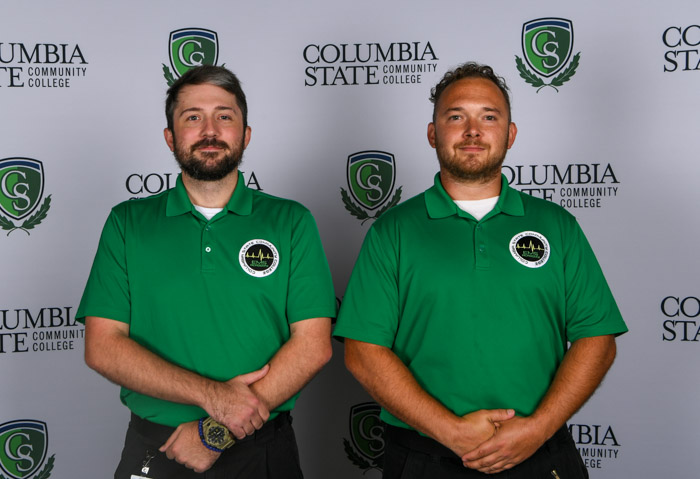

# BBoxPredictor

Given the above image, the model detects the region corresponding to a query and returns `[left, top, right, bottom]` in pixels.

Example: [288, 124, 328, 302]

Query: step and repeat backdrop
[2, 0, 699, 477]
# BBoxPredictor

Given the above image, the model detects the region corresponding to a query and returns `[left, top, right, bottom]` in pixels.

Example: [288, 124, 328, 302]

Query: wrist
[523, 413, 557, 442]
[427, 411, 461, 446]
[199, 379, 220, 412]
[198, 417, 235, 452]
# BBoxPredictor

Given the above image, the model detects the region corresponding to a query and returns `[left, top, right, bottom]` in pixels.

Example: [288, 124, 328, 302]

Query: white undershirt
[453, 196, 499, 221]
[194, 205, 223, 221]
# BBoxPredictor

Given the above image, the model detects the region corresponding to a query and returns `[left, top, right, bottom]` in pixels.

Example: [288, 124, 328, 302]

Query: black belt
[130, 411, 292, 447]
[385, 423, 571, 465]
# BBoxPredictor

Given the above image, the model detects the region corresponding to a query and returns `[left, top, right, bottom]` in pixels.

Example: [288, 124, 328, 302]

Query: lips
[456, 142, 486, 151]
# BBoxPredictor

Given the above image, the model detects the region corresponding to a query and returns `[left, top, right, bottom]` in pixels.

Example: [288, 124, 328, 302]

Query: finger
[462, 440, 497, 462]
[251, 414, 265, 430]
[489, 408, 515, 423]
[193, 460, 214, 474]
[489, 460, 514, 474]
[243, 421, 256, 436]
[477, 459, 511, 475]
[231, 426, 247, 440]
[467, 450, 507, 471]
[258, 405, 270, 422]
[238, 364, 270, 385]
[160, 428, 180, 453]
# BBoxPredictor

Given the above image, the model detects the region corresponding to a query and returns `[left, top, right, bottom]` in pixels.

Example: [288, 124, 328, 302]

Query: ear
[427, 123, 437, 149]
[164, 128, 175, 152]
[507, 122, 518, 149]
[243, 126, 252, 149]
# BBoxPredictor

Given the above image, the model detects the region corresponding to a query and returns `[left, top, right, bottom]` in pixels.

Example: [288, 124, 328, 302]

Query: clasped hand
[160, 365, 270, 472]
[461, 415, 546, 474]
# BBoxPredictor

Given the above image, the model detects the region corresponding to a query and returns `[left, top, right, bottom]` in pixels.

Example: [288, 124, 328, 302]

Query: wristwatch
[198, 417, 236, 452]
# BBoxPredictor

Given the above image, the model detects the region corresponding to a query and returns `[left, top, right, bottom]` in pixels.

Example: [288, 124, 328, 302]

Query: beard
[172, 136, 245, 182]
[435, 135, 510, 183]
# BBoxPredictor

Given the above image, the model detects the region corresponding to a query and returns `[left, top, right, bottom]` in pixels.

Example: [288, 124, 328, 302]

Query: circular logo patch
[239, 239, 279, 277]
[510, 231, 550, 268]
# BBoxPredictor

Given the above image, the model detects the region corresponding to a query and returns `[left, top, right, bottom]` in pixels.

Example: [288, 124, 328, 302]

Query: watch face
[207, 426, 226, 445]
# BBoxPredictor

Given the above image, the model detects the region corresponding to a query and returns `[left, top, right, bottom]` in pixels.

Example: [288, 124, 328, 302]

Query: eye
[219, 114, 232, 121]
[186, 114, 200, 121]
[484, 115, 497, 121]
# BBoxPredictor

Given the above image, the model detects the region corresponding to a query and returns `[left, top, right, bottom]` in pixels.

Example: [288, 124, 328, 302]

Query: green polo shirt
[78, 172, 336, 426]
[334, 173, 626, 429]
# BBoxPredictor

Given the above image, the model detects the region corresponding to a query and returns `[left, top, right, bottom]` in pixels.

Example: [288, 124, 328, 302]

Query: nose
[201, 116, 218, 137]
[463, 118, 480, 138]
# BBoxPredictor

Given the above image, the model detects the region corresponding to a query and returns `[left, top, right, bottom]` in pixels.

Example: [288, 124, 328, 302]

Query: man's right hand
[439, 408, 515, 457]
[203, 365, 271, 439]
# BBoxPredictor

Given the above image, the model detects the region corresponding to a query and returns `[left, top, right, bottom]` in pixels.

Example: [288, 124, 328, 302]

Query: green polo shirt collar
[425, 172, 524, 220]
[165, 171, 253, 217]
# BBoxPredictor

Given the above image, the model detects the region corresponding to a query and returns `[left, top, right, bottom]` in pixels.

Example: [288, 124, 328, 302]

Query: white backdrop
[2, 1, 699, 477]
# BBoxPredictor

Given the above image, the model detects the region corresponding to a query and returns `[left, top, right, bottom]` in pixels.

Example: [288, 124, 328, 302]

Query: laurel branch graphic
[341, 187, 402, 224]
[515, 53, 581, 92]
[0, 454, 54, 479]
[162, 64, 177, 86]
[343, 438, 382, 474]
[0, 195, 52, 236]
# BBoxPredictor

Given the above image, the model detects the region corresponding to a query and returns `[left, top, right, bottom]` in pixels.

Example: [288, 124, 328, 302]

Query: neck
[181, 170, 238, 208]
[440, 170, 502, 201]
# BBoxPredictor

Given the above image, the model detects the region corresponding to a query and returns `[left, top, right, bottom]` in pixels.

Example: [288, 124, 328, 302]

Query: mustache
[190, 138, 230, 151]
[454, 141, 486, 148]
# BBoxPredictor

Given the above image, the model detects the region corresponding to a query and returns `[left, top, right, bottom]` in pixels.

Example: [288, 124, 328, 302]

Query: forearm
[250, 317, 332, 411]
[84, 316, 213, 409]
[344, 339, 460, 445]
[529, 335, 617, 439]
[461, 335, 617, 472]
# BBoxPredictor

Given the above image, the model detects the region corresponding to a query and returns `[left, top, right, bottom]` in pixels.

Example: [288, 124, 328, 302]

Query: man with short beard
[77, 65, 336, 478]
[334, 62, 627, 478]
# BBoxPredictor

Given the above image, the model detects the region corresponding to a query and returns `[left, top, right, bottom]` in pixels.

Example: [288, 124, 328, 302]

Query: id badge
[131, 450, 155, 479]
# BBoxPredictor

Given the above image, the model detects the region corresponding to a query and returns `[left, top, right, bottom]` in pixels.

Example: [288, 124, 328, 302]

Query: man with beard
[77, 65, 336, 478]
[333, 62, 627, 478]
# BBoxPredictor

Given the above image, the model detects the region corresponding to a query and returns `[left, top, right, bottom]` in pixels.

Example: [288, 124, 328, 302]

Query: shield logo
[349, 402, 384, 462]
[168, 28, 219, 78]
[0, 420, 48, 479]
[0, 158, 45, 221]
[522, 18, 574, 78]
[347, 151, 395, 211]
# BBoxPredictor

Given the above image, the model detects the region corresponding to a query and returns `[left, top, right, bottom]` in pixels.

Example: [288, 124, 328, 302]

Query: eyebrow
[178, 105, 236, 117]
[444, 106, 503, 115]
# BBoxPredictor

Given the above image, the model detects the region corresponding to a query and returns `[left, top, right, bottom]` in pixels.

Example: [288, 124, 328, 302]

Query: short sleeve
[286, 209, 337, 323]
[334, 223, 400, 347]
[563, 218, 627, 341]
[76, 206, 131, 324]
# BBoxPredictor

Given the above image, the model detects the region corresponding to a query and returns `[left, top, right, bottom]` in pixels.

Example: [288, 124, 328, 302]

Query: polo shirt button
[205, 246, 212, 253]
[479, 245, 485, 252]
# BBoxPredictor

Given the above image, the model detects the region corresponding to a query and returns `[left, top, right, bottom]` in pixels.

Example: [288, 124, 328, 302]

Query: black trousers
[383, 424, 588, 479]
[114, 412, 303, 479]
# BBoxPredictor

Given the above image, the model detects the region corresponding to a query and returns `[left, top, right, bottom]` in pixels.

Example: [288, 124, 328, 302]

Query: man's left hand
[160, 420, 221, 473]
[461, 416, 546, 474]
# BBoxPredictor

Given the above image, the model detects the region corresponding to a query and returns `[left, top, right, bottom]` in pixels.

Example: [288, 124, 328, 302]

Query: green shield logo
[168, 28, 219, 78]
[522, 18, 573, 77]
[349, 402, 384, 462]
[343, 402, 384, 472]
[0, 421, 48, 479]
[347, 151, 395, 210]
[0, 158, 44, 221]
